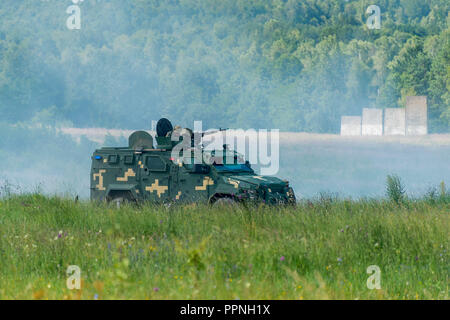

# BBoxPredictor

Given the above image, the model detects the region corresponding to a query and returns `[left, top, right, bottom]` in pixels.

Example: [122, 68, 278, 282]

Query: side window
[108, 155, 119, 164]
[124, 155, 134, 165]
[146, 156, 167, 172]
[183, 157, 194, 170]
[182, 157, 202, 171]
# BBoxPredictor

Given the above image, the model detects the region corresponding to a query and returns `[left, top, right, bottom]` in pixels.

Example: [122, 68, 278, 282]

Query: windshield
[213, 164, 253, 173]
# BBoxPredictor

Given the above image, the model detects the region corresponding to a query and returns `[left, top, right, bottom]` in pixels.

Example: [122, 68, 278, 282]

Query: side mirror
[192, 164, 210, 174]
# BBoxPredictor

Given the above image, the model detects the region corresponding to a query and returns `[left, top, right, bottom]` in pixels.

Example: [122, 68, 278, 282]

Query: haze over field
[1, 124, 449, 199]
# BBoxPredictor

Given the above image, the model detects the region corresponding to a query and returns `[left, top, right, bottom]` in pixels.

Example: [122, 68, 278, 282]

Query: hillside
[0, 0, 449, 132]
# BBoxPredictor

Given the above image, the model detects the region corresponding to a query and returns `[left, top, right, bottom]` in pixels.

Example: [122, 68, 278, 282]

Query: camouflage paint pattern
[90, 128, 295, 205]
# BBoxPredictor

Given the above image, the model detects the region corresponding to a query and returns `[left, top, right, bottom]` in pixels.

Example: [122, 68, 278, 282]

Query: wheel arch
[106, 184, 138, 202]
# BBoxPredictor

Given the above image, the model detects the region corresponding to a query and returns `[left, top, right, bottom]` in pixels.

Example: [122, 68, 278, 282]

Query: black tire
[213, 197, 238, 208]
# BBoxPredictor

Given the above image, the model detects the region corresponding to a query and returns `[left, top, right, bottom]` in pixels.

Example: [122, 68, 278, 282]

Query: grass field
[0, 194, 448, 300]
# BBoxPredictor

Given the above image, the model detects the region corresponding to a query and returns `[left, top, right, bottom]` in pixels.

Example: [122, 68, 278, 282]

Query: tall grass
[386, 174, 406, 204]
[0, 194, 448, 300]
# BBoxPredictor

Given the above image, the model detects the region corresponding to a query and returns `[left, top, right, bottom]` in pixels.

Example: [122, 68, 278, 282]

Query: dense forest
[0, 0, 449, 132]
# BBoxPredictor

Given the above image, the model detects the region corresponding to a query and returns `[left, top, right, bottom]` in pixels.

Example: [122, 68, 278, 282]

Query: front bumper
[239, 186, 296, 205]
[264, 186, 296, 205]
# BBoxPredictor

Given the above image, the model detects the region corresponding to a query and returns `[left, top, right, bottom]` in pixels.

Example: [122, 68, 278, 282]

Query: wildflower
[33, 290, 45, 300]
[94, 294, 99, 300]
[280, 256, 285, 262]
[153, 287, 159, 292]
[337, 257, 343, 263]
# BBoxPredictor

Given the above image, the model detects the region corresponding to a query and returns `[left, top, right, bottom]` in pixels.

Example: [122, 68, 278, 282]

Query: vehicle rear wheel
[108, 191, 135, 208]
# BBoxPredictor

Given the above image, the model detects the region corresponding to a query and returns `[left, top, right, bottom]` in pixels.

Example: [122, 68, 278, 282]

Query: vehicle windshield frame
[213, 163, 254, 173]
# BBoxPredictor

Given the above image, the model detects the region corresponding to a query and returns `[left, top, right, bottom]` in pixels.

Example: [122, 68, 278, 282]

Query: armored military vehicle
[90, 118, 296, 205]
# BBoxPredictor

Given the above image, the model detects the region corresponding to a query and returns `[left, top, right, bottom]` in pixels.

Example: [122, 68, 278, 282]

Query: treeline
[0, 0, 448, 132]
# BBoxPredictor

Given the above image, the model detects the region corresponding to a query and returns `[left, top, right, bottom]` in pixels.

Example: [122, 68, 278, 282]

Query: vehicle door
[140, 154, 171, 202]
[180, 160, 213, 202]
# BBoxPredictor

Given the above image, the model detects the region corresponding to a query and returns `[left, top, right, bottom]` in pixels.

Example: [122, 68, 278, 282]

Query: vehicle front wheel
[213, 197, 238, 208]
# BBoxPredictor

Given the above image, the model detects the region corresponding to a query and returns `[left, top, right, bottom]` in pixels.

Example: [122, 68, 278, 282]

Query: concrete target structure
[341, 116, 361, 136]
[384, 108, 406, 136]
[362, 108, 383, 136]
[406, 96, 427, 135]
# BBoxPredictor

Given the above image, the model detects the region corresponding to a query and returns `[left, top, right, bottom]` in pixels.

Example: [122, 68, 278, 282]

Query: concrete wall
[406, 96, 427, 135]
[341, 116, 361, 136]
[384, 108, 406, 136]
[362, 108, 383, 136]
